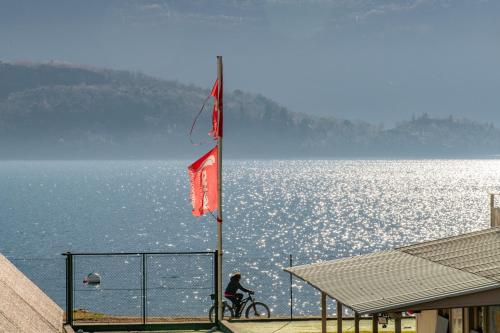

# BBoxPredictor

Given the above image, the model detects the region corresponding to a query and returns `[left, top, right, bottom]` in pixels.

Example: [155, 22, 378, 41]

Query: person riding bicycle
[224, 272, 253, 316]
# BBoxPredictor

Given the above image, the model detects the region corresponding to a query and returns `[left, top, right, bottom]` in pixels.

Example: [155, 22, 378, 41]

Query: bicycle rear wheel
[209, 303, 234, 322]
[245, 301, 271, 319]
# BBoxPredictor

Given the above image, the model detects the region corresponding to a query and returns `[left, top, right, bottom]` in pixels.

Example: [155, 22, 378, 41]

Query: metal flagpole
[216, 55, 223, 323]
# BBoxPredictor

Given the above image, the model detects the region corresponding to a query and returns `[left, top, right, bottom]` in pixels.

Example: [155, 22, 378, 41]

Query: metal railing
[7, 252, 344, 327]
[223, 253, 334, 319]
[62, 251, 217, 327]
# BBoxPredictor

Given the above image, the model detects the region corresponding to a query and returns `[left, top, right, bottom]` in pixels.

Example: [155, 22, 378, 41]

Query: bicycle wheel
[209, 303, 234, 322]
[245, 301, 271, 319]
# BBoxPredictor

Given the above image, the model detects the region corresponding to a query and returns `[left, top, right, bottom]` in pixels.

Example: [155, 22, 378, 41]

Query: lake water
[1, 160, 499, 317]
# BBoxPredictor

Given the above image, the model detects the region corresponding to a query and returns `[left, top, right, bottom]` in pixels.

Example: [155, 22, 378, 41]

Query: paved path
[105, 331, 222, 333]
[230, 319, 416, 333]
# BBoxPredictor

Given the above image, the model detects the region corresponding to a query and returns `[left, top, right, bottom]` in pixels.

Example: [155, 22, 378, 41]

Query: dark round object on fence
[83, 272, 101, 285]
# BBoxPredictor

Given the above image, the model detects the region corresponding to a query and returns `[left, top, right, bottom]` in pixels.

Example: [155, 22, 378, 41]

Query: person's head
[231, 272, 241, 281]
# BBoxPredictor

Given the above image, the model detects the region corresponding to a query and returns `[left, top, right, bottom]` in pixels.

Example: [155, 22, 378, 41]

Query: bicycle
[209, 292, 271, 322]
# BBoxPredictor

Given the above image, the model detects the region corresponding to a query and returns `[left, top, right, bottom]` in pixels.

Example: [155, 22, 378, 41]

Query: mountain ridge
[0, 61, 499, 159]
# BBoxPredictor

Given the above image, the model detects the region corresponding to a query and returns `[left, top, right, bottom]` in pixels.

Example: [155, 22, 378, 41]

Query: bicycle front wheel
[209, 303, 234, 322]
[245, 301, 270, 319]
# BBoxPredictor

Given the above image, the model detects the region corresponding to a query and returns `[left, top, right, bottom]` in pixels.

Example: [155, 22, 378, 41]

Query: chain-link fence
[64, 252, 215, 325]
[8, 252, 343, 325]
[8, 256, 66, 308]
[224, 253, 343, 319]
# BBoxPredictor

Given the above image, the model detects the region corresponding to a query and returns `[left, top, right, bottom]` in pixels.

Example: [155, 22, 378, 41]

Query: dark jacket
[225, 276, 251, 296]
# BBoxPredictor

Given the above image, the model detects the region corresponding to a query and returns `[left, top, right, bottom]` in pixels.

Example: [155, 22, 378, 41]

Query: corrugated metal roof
[400, 228, 500, 282]
[285, 228, 500, 314]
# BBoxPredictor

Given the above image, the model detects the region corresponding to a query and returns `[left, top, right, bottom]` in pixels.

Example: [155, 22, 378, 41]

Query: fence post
[289, 254, 293, 320]
[142, 253, 147, 325]
[64, 252, 73, 326]
[214, 250, 219, 326]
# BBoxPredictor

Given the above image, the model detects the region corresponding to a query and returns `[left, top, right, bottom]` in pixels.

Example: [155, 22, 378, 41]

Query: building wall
[417, 310, 438, 333]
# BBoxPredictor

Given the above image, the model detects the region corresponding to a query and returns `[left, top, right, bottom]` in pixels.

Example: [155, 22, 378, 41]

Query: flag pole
[216, 55, 223, 323]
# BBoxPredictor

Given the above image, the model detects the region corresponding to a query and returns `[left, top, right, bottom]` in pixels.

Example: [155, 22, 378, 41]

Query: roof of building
[285, 227, 500, 315]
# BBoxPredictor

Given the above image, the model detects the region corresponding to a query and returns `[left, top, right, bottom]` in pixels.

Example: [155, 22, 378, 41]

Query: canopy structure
[285, 227, 500, 315]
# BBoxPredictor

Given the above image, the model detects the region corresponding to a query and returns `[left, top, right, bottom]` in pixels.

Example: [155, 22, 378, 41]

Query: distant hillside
[381, 114, 500, 156]
[0, 61, 499, 158]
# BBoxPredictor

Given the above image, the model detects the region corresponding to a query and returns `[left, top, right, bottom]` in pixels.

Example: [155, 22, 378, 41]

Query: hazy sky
[1, 0, 499, 126]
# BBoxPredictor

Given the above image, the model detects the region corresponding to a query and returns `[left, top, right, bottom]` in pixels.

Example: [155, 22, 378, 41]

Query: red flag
[209, 79, 223, 138]
[188, 146, 218, 217]
[210, 80, 218, 98]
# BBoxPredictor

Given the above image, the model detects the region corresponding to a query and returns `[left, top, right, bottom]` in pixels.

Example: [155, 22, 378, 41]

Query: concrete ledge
[73, 322, 214, 332]
[0, 254, 63, 333]
[221, 320, 243, 333]
[63, 324, 76, 333]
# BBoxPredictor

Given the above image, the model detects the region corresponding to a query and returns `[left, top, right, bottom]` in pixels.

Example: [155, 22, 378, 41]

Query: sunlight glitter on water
[1, 159, 500, 315]
[224, 160, 500, 261]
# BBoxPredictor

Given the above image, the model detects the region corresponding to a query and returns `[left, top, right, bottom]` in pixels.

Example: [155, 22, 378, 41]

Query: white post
[216, 56, 224, 322]
[491, 193, 495, 227]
